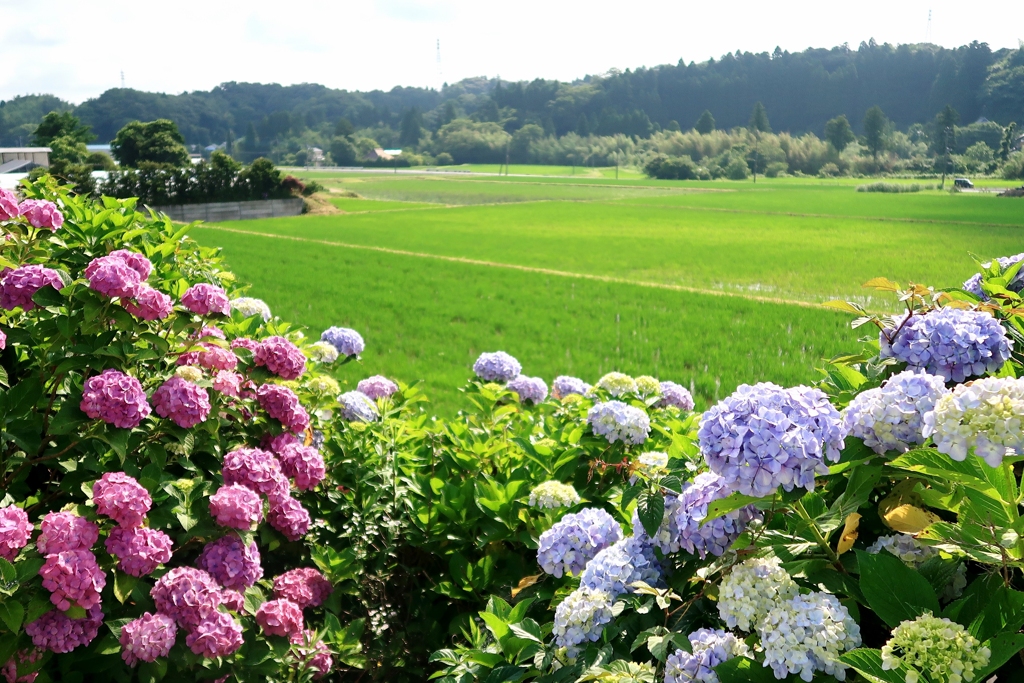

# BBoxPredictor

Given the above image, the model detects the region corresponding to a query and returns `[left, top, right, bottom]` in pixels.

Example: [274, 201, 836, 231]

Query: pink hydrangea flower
[84, 254, 142, 298]
[181, 283, 230, 316]
[152, 376, 211, 429]
[0, 505, 33, 562]
[257, 384, 310, 434]
[176, 350, 201, 367]
[119, 612, 176, 666]
[1, 648, 41, 683]
[0, 265, 63, 311]
[255, 598, 304, 638]
[80, 369, 151, 430]
[124, 285, 173, 321]
[196, 534, 263, 590]
[151, 567, 222, 630]
[196, 325, 226, 340]
[105, 526, 173, 577]
[357, 375, 399, 400]
[277, 443, 326, 491]
[25, 606, 102, 653]
[185, 612, 244, 658]
[290, 630, 333, 679]
[37, 512, 98, 555]
[273, 568, 333, 608]
[0, 328, 5, 351]
[212, 370, 242, 397]
[0, 188, 19, 221]
[92, 472, 152, 527]
[39, 549, 106, 611]
[18, 200, 63, 230]
[222, 447, 288, 498]
[220, 589, 245, 612]
[255, 336, 306, 380]
[209, 485, 263, 530]
[109, 250, 152, 280]
[198, 343, 237, 372]
[267, 495, 311, 541]
[230, 337, 260, 354]
[264, 432, 299, 454]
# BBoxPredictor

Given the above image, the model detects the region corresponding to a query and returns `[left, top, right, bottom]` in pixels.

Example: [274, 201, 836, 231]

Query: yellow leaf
[822, 300, 864, 315]
[511, 574, 542, 599]
[882, 504, 942, 534]
[862, 277, 901, 292]
[836, 512, 861, 555]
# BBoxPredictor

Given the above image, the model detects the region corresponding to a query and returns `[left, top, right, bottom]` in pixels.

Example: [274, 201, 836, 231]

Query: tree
[863, 106, 888, 161]
[334, 118, 355, 138]
[31, 110, 94, 146]
[330, 136, 358, 166]
[575, 114, 591, 137]
[823, 115, 855, 152]
[239, 157, 285, 199]
[1000, 122, 1018, 161]
[48, 135, 89, 165]
[110, 119, 190, 167]
[439, 101, 458, 127]
[748, 102, 771, 133]
[399, 108, 424, 147]
[935, 104, 960, 187]
[695, 110, 716, 134]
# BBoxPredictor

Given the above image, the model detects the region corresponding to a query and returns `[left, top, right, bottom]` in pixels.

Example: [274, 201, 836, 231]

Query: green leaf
[0, 558, 15, 585]
[114, 571, 138, 604]
[839, 648, 913, 683]
[480, 611, 510, 642]
[0, 600, 24, 632]
[975, 633, 1024, 679]
[483, 665, 525, 683]
[706, 492, 762, 521]
[713, 657, 778, 683]
[856, 550, 939, 627]
[967, 585, 1024, 641]
[637, 491, 665, 538]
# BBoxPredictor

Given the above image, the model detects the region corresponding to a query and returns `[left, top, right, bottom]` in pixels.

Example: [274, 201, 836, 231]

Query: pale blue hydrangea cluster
[551, 375, 591, 400]
[339, 391, 379, 423]
[587, 401, 650, 445]
[594, 372, 637, 397]
[868, 534, 967, 600]
[507, 375, 548, 404]
[758, 592, 861, 681]
[537, 508, 622, 577]
[843, 370, 949, 454]
[698, 383, 846, 497]
[528, 481, 581, 509]
[962, 252, 1024, 299]
[307, 341, 340, 364]
[657, 381, 695, 411]
[321, 327, 364, 357]
[880, 308, 1012, 382]
[552, 586, 614, 657]
[472, 351, 522, 382]
[632, 451, 669, 481]
[579, 535, 661, 599]
[881, 613, 990, 683]
[631, 494, 682, 554]
[230, 297, 271, 322]
[718, 557, 799, 631]
[674, 472, 762, 559]
[664, 629, 751, 683]
[923, 376, 1024, 467]
[635, 375, 661, 397]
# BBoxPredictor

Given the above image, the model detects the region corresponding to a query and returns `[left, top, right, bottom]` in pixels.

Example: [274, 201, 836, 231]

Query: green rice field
[190, 171, 1024, 413]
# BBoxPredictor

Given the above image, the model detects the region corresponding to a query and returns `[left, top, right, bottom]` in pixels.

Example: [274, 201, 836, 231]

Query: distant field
[191, 172, 1023, 414]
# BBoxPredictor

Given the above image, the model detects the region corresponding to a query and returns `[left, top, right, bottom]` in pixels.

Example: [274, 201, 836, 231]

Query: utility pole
[505, 140, 510, 176]
[615, 152, 618, 180]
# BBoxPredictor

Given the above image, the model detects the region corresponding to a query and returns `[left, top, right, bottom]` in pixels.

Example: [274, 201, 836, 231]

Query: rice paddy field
[189, 170, 1024, 414]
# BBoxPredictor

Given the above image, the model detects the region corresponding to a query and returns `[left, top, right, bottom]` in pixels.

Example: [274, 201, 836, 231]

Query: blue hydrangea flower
[537, 508, 622, 578]
[551, 375, 591, 400]
[631, 494, 681, 554]
[665, 629, 751, 683]
[552, 586, 614, 658]
[674, 472, 761, 558]
[587, 401, 650, 445]
[880, 308, 1012, 382]
[339, 391, 379, 422]
[321, 327, 364, 357]
[579, 535, 661, 599]
[962, 252, 1024, 298]
[843, 370, 949, 454]
[472, 351, 522, 382]
[507, 375, 548, 404]
[657, 381, 695, 411]
[758, 592, 861, 681]
[698, 383, 846, 497]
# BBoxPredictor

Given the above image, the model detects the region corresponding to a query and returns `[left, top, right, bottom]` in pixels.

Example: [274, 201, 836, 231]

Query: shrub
[856, 182, 922, 193]
[817, 161, 840, 177]
[301, 180, 326, 196]
[434, 152, 454, 166]
[1002, 152, 1024, 179]
[724, 156, 749, 179]
[644, 155, 698, 180]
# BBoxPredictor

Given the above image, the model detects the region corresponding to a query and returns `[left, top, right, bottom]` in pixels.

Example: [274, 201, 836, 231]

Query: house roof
[0, 147, 51, 153]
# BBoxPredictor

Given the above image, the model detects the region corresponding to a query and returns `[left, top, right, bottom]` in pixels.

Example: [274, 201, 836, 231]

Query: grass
[190, 172, 1024, 414]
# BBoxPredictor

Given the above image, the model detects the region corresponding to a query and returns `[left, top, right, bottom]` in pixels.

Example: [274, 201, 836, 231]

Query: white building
[0, 147, 51, 173]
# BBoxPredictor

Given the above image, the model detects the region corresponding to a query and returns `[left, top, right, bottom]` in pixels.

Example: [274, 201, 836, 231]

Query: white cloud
[1, 0, 1021, 103]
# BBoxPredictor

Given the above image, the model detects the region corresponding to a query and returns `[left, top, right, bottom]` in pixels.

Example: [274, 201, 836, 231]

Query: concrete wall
[151, 198, 303, 223]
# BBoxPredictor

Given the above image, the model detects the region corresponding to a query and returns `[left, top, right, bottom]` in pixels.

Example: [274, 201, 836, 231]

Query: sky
[1, 0, 1022, 104]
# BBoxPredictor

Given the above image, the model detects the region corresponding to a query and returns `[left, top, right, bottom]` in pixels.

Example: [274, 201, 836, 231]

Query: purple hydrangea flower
[880, 308, 1012, 382]
[843, 370, 949, 454]
[18, 200, 63, 230]
[92, 472, 151, 527]
[105, 526, 173, 577]
[0, 188, 19, 220]
[39, 549, 105, 611]
[84, 254, 142, 299]
[657, 381, 695, 411]
[631, 494, 682, 554]
[222, 447, 288, 498]
[80, 369, 151, 430]
[665, 629, 751, 683]
[551, 376, 591, 400]
[124, 285, 173, 320]
[508, 375, 548, 404]
[120, 613, 177, 667]
[152, 376, 211, 429]
[587, 401, 651, 445]
[340, 391, 379, 422]
[674, 472, 761, 558]
[220, 589, 245, 612]
[321, 327, 364, 357]
[0, 506, 32, 562]
[2, 648, 41, 683]
[579, 535, 661, 599]
[698, 383, 845, 497]
[151, 567, 223, 630]
[25, 605, 102, 653]
[256, 336, 307, 380]
[277, 442, 326, 491]
[963, 253, 1024, 298]
[185, 612, 244, 658]
[357, 375, 399, 400]
[37, 512, 98, 555]
[472, 351, 522, 382]
[267, 494, 311, 541]
[1, 265, 63, 311]
[537, 508, 622, 577]
[196, 534, 263, 590]
[256, 598, 305, 638]
[273, 568, 334, 608]
[258, 383, 310, 433]
[209, 484, 264, 529]
[181, 283, 230, 316]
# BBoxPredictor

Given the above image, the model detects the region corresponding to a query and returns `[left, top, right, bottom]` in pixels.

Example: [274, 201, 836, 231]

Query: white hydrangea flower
[594, 372, 637, 397]
[759, 592, 861, 682]
[635, 451, 669, 477]
[308, 341, 340, 364]
[528, 481, 581, 509]
[552, 586, 614, 658]
[718, 557, 798, 631]
[175, 366, 203, 383]
[307, 375, 340, 395]
[923, 377, 1024, 467]
[230, 297, 271, 322]
[635, 375, 661, 398]
[881, 613, 990, 683]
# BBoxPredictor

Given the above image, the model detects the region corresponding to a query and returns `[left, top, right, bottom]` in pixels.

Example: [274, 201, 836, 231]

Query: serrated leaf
[0, 600, 24, 632]
[862, 277, 901, 292]
[839, 648, 913, 683]
[822, 300, 866, 314]
[637, 492, 665, 538]
[0, 558, 15, 584]
[856, 550, 939, 628]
